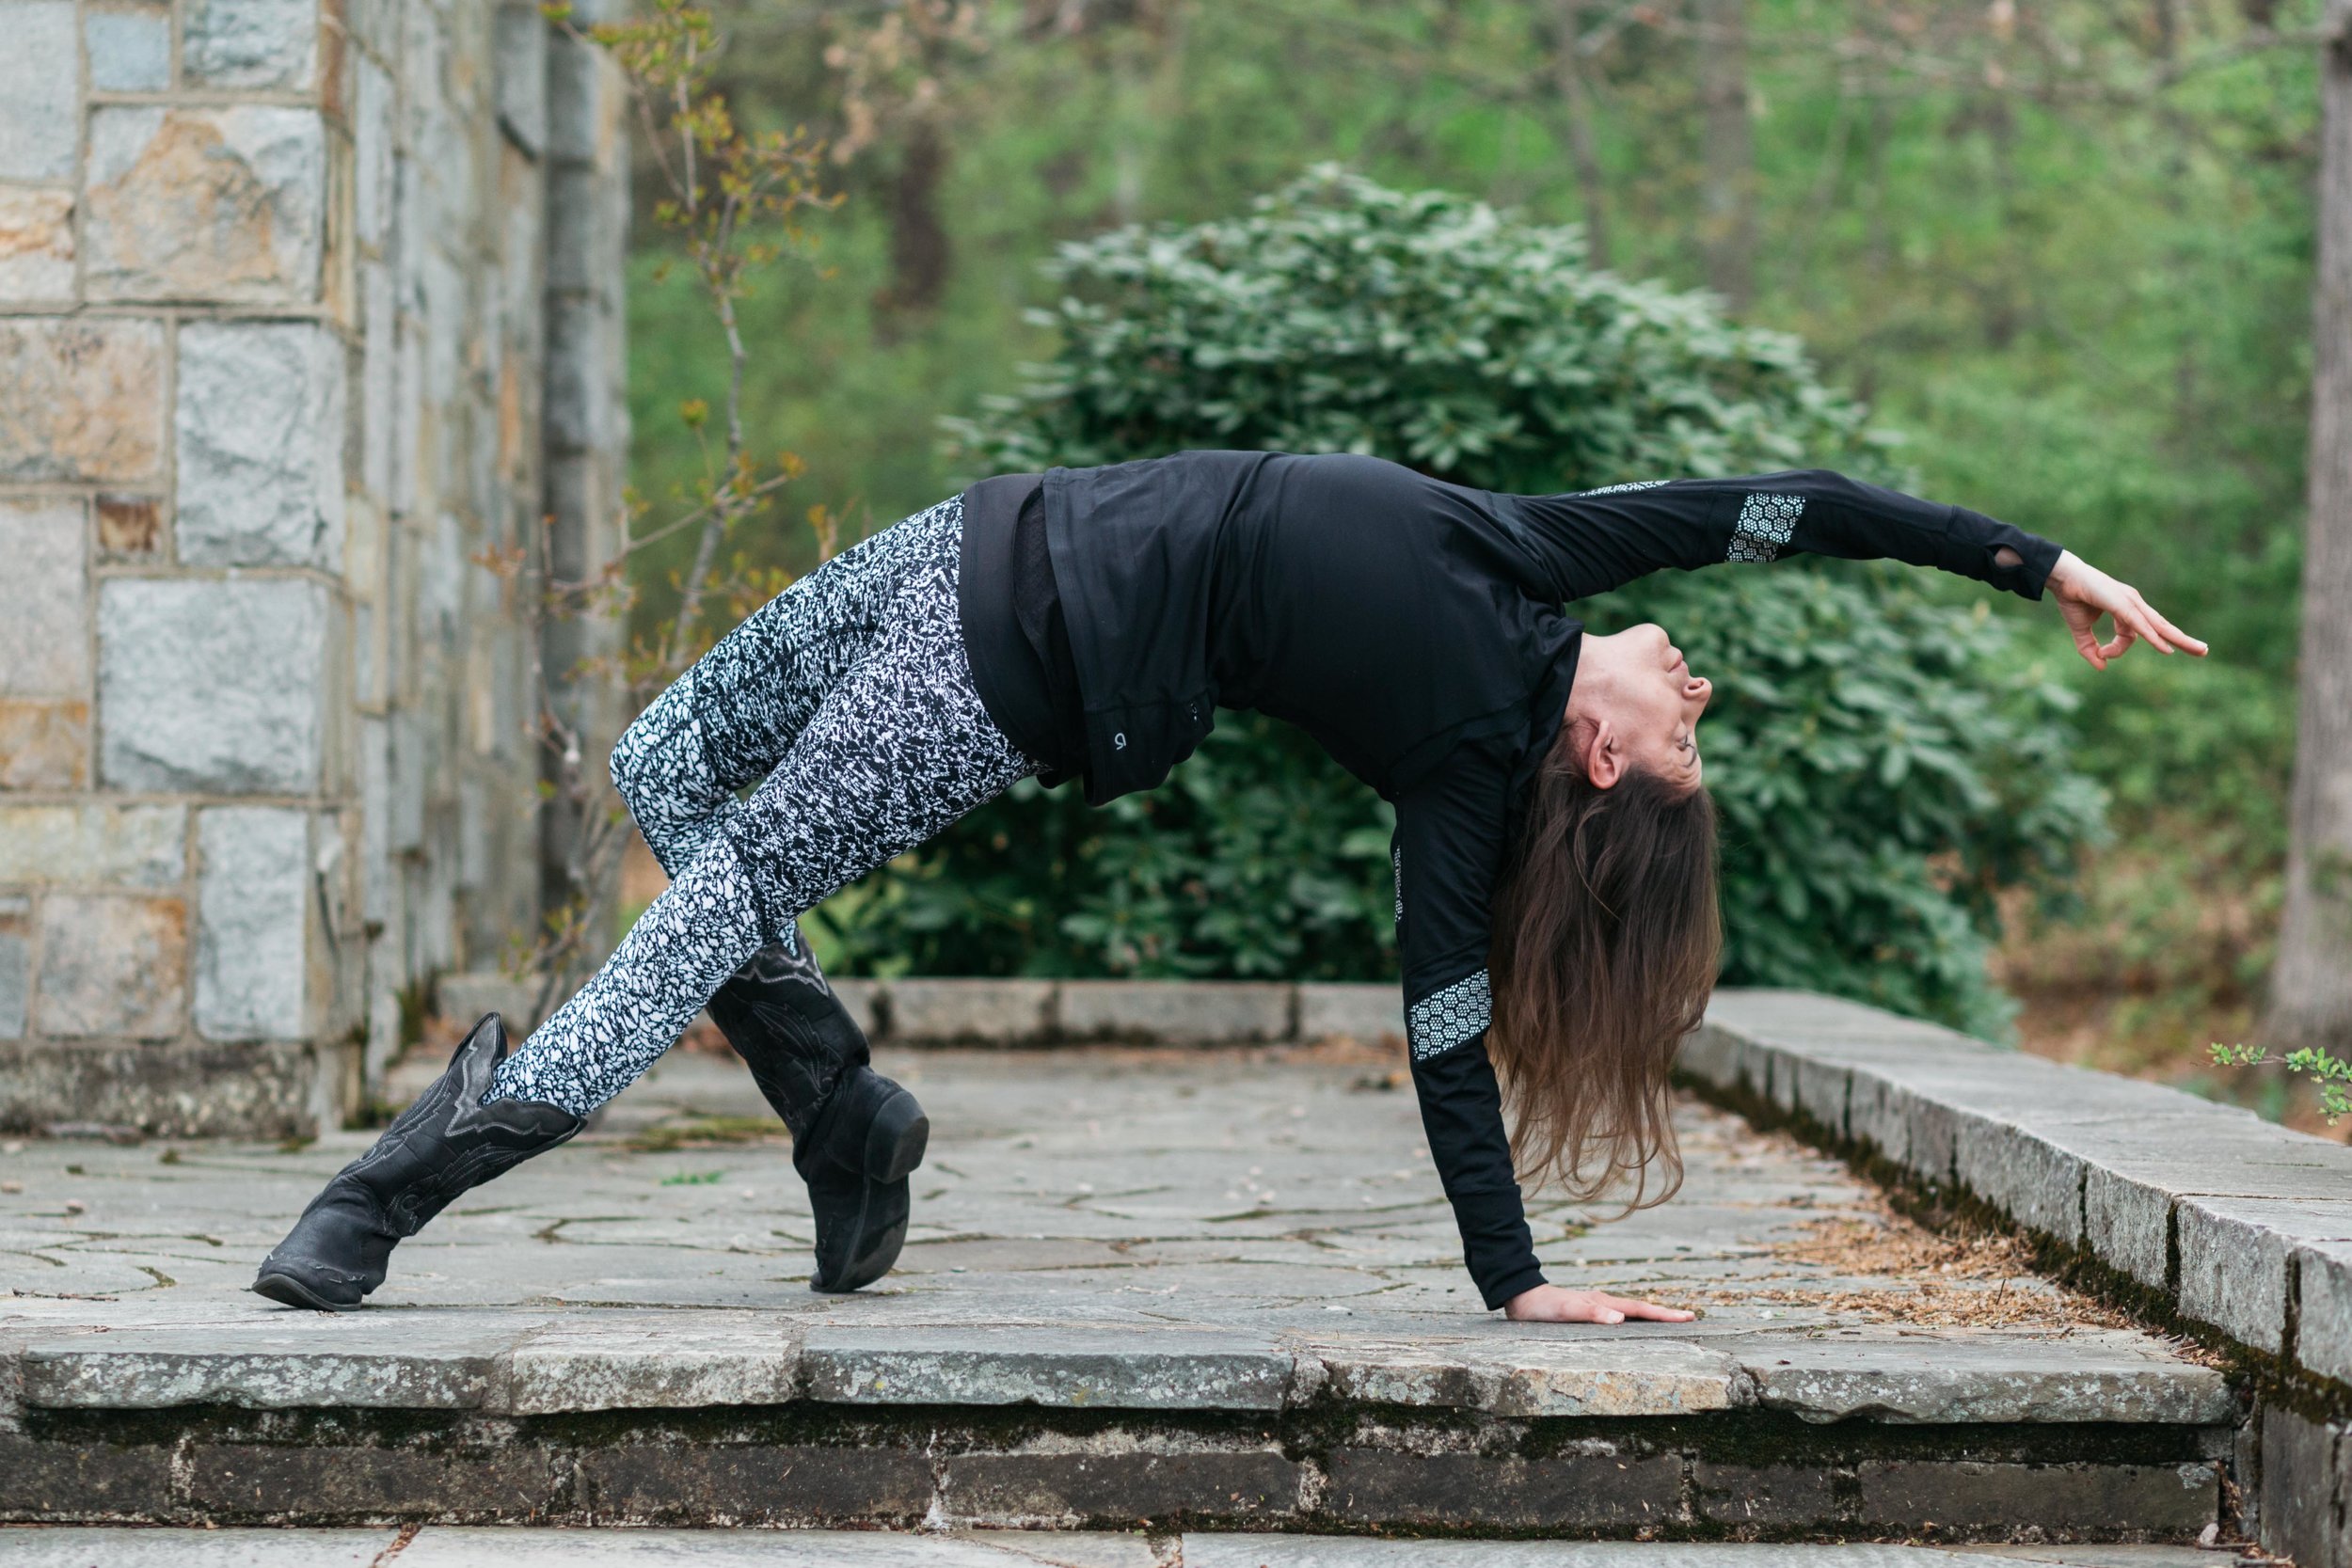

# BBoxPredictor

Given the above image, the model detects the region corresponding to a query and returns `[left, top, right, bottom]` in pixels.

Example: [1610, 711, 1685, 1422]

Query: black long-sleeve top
[958, 452, 2061, 1308]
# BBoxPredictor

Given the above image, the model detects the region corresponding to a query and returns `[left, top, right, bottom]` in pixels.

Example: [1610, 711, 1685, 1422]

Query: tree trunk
[2270, 0, 2352, 1050]
[1552, 0, 1613, 269]
[873, 115, 951, 330]
[1696, 0, 1754, 311]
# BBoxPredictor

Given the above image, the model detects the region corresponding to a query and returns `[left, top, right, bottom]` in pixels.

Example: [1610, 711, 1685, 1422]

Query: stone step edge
[434, 973, 1406, 1048]
[4, 1322, 2233, 1426]
[1680, 988, 2352, 1401]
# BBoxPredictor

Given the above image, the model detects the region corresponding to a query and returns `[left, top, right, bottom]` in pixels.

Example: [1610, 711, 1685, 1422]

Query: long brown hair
[1488, 717, 1722, 1212]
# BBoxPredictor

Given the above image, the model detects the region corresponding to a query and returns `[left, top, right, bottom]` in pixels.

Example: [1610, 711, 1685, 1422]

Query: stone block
[175, 321, 346, 568]
[0, 1528, 399, 1565]
[1311, 1336, 1739, 1417]
[96, 495, 163, 558]
[0, 499, 87, 700]
[355, 54, 394, 248]
[20, 1318, 532, 1410]
[86, 5, 172, 90]
[35, 893, 185, 1038]
[98, 577, 330, 795]
[183, 0, 318, 88]
[820, 978, 882, 1040]
[0, 802, 186, 888]
[188, 1444, 554, 1518]
[801, 1327, 1295, 1410]
[2295, 1240, 2352, 1387]
[195, 808, 312, 1042]
[0, 700, 88, 789]
[0, 319, 167, 483]
[1949, 1116, 2089, 1246]
[2085, 1164, 2174, 1291]
[0, 187, 76, 300]
[85, 105, 326, 303]
[2178, 1195, 2352, 1354]
[1733, 1328, 2233, 1425]
[503, 1316, 799, 1413]
[1059, 980, 1292, 1045]
[495, 4, 549, 156]
[361, 260, 395, 498]
[573, 1445, 932, 1525]
[547, 26, 617, 165]
[1853, 1458, 2217, 1533]
[1320, 1449, 1683, 1528]
[1692, 1461, 1841, 1528]
[1298, 982, 1404, 1044]
[0, 1037, 319, 1136]
[884, 978, 1054, 1045]
[0, 923, 25, 1038]
[0, 1433, 174, 1517]
[942, 1448, 1304, 1526]
[2259, 1403, 2343, 1567]
[0, 1, 76, 179]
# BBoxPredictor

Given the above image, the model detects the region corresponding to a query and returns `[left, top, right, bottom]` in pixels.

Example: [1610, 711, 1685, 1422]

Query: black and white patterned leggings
[486, 494, 1036, 1115]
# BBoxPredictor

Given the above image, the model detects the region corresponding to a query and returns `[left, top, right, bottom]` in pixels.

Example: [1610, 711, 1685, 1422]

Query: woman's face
[1565, 623, 1713, 790]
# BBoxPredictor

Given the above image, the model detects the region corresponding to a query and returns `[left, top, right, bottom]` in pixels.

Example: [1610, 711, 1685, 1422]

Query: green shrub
[816, 166, 2103, 1036]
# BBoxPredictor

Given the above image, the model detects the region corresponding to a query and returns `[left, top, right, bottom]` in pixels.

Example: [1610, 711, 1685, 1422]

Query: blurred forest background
[612, 0, 2326, 1122]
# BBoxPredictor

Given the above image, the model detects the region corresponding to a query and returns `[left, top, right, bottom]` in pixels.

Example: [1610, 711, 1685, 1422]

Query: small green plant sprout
[2211, 1041, 2352, 1124]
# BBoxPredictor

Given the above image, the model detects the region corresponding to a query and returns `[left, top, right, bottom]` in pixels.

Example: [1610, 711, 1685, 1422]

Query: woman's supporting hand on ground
[1502, 1284, 1696, 1324]
[2046, 548, 2209, 670]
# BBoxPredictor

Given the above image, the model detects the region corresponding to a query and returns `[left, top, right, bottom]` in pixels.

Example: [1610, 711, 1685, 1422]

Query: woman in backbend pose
[254, 453, 2200, 1319]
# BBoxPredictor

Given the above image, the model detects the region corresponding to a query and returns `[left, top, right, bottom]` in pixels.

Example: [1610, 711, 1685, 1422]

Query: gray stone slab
[2176, 1195, 2352, 1354]
[1732, 1328, 2234, 1425]
[1059, 979, 1292, 1044]
[803, 1326, 1296, 1410]
[1309, 1335, 1739, 1416]
[0, 1049, 2222, 1428]
[1297, 982, 1404, 1043]
[0, 2, 75, 180]
[193, 807, 312, 1043]
[18, 1315, 543, 1409]
[1184, 1543, 1972, 1566]
[503, 1313, 799, 1413]
[85, 8, 171, 92]
[98, 577, 330, 795]
[393, 1530, 1069, 1566]
[2296, 1239, 2352, 1386]
[0, 1529, 399, 1566]
[888, 978, 1055, 1044]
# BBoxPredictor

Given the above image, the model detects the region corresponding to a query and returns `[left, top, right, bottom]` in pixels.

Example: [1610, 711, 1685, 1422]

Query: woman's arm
[1504, 469, 2060, 603]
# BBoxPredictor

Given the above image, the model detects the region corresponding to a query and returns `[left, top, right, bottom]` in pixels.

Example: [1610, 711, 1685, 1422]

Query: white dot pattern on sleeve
[1407, 968, 1492, 1061]
[1728, 492, 1804, 562]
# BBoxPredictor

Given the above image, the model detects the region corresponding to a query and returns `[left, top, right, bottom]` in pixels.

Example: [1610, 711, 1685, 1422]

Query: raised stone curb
[1680, 990, 2352, 1392]
[1679, 990, 2352, 1562]
[430, 971, 1406, 1047]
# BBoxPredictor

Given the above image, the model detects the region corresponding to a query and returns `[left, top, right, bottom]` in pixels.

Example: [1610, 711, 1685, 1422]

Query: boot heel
[864, 1087, 930, 1183]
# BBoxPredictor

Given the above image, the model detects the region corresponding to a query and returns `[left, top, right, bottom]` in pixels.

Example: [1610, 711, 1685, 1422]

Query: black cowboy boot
[252, 1014, 581, 1311]
[702, 936, 929, 1292]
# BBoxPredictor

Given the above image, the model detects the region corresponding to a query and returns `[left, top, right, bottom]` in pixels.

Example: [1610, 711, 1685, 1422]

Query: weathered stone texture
[35, 893, 186, 1038]
[84, 106, 326, 302]
[0, 0, 77, 179]
[0, 803, 186, 888]
[0, 499, 89, 700]
[183, 0, 319, 89]
[195, 808, 312, 1041]
[0, 908, 26, 1038]
[98, 578, 330, 795]
[175, 322, 346, 568]
[0, 320, 166, 483]
[0, 187, 76, 300]
[575, 1446, 934, 1525]
[0, 700, 89, 790]
[85, 5, 172, 91]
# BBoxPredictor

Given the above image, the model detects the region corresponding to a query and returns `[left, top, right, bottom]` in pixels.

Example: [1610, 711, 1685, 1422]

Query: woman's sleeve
[1391, 740, 1548, 1311]
[1504, 469, 2063, 604]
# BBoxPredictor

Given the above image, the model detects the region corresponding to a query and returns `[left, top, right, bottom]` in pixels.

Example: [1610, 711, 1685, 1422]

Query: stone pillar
[0, 0, 628, 1136]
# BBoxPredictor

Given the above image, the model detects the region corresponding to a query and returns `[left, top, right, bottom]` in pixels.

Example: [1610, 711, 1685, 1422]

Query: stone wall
[0, 0, 629, 1135]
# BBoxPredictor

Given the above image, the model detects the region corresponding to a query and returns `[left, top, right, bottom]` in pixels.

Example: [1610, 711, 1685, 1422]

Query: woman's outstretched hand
[1502, 1284, 1696, 1324]
[2046, 549, 2209, 670]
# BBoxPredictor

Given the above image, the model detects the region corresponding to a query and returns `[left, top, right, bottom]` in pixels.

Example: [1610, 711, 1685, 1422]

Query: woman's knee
[608, 682, 695, 820]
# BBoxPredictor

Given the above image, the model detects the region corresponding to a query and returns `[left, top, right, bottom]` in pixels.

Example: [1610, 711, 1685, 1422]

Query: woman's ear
[1582, 718, 1627, 790]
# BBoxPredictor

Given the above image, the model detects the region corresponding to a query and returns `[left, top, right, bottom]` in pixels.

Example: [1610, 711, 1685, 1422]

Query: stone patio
[0, 1039, 2233, 1538]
